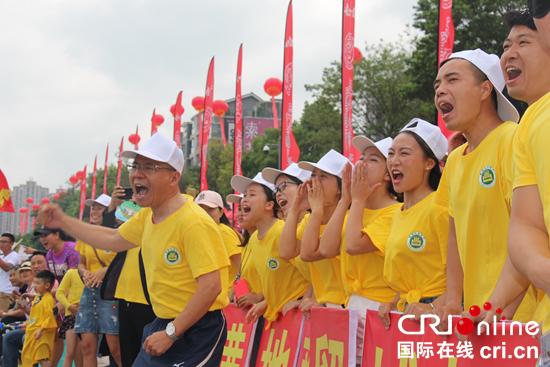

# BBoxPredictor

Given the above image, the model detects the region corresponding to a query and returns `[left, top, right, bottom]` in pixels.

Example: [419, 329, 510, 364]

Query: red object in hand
[233, 279, 250, 299]
[212, 100, 228, 117]
[170, 104, 184, 117]
[354, 47, 363, 64]
[26, 198, 34, 205]
[191, 96, 205, 112]
[264, 78, 282, 97]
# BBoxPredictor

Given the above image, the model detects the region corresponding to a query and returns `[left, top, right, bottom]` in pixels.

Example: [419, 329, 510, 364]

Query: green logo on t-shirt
[407, 232, 426, 252]
[267, 258, 280, 271]
[29, 318, 35, 326]
[103, 250, 112, 254]
[164, 248, 181, 265]
[479, 166, 496, 188]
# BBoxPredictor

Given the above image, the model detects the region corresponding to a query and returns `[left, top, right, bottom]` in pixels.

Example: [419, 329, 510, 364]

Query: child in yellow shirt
[56, 268, 84, 367]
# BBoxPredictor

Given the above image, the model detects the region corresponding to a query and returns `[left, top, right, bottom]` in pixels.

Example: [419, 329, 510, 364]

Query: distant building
[0, 179, 50, 236]
[181, 92, 282, 170]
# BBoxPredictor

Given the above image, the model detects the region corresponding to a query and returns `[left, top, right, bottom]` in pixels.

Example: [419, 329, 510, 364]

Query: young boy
[21, 270, 58, 367]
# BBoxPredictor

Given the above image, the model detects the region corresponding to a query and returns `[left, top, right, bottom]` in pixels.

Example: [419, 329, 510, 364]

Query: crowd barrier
[220, 305, 540, 367]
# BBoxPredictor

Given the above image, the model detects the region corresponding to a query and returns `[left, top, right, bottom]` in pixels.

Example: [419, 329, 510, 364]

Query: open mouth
[392, 170, 404, 184]
[135, 184, 149, 198]
[242, 204, 251, 215]
[277, 199, 288, 209]
[506, 67, 522, 82]
[439, 102, 454, 117]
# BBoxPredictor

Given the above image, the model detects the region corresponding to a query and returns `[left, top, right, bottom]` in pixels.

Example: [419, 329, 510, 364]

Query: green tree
[241, 128, 280, 178]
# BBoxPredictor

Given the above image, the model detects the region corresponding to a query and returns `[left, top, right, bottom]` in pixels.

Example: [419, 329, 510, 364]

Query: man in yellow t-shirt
[38, 133, 230, 367]
[433, 48, 538, 331]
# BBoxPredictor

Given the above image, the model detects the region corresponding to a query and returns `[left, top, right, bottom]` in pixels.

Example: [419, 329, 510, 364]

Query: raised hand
[308, 177, 325, 214]
[341, 163, 353, 205]
[351, 160, 381, 203]
[291, 181, 311, 213]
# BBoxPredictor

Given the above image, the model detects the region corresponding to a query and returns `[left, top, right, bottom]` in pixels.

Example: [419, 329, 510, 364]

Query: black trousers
[118, 299, 156, 367]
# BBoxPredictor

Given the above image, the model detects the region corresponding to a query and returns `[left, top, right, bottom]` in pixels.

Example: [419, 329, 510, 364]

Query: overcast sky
[0, 0, 418, 192]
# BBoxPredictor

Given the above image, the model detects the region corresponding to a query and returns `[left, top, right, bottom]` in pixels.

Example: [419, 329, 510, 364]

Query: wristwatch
[166, 321, 180, 341]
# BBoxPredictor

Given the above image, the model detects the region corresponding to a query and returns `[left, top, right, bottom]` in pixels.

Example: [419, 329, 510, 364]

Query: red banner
[200, 57, 215, 192]
[437, 0, 455, 139]
[257, 308, 304, 367]
[103, 144, 109, 195]
[297, 307, 358, 367]
[363, 310, 538, 366]
[0, 168, 15, 212]
[19, 214, 24, 236]
[234, 44, 243, 188]
[32, 216, 36, 231]
[151, 108, 158, 136]
[78, 165, 87, 221]
[174, 92, 183, 147]
[90, 156, 97, 223]
[342, 0, 360, 163]
[116, 137, 123, 186]
[281, 1, 300, 170]
[221, 304, 258, 367]
[134, 125, 139, 150]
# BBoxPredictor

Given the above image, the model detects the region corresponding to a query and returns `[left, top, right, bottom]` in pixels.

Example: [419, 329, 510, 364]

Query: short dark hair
[1, 233, 15, 243]
[398, 131, 442, 191]
[274, 173, 303, 187]
[35, 270, 55, 288]
[30, 251, 47, 261]
[504, 10, 537, 30]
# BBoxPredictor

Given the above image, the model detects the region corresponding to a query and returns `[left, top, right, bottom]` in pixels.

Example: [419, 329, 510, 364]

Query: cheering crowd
[0, 4, 549, 367]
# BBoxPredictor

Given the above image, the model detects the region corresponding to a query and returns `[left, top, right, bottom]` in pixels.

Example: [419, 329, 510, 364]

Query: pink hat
[194, 190, 224, 209]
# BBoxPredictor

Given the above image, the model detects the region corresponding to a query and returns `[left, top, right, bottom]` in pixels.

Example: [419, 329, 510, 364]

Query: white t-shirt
[0, 252, 21, 294]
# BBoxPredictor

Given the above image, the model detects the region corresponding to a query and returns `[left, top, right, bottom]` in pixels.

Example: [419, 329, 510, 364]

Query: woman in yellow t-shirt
[195, 190, 243, 295]
[230, 173, 308, 325]
[378, 118, 450, 329]
[73, 195, 122, 367]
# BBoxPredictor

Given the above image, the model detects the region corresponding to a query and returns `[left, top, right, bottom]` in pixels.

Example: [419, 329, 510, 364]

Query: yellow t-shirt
[339, 204, 400, 305]
[55, 268, 84, 316]
[239, 243, 262, 295]
[513, 91, 550, 328]
[22, 292, 58, 366]
[297, 214, 345, 305]
[383, 192, 448, 311]
[250, 219, 309, 323]
[119, 197, 230, 319]
[76, 240, 116, 273]
[220, 223, 242, 292]
[114, 247, 147, 304]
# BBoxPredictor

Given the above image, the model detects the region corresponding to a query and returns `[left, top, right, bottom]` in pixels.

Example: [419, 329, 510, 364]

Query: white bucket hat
[230, 172, 276, 195]
[444, 49, 519, 123]
[298, 149, 350, 179]
[261, 163, 312, 185]
[352, 136, 393, 159]
[120, 133, 185, 173]
[85, 194, 111, 208]
[400, 118, 448, 161]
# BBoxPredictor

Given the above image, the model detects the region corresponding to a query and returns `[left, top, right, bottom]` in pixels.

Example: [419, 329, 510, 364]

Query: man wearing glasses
[38, 133, 230, 367]
[0, 233, 21, 313]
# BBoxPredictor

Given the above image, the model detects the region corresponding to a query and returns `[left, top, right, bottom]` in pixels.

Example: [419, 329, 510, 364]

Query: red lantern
[128, 134, 141, 145]
[19, 207, 29, 214]
[264, 78, 283, 97]
[76, 171, 84, 181]
[26, 198, 34, 205]
[41, 198, 51, 204]
[152, 113, 164, 127]
[32, 203, 40, 210]
[192, 96, 205, 112]
[213, 100, 229, 117]
[58, 190, 67, 195]
[354, 47, 363, 65]
[53, 194, 60, 200]
[70, 176, 79, 185]
[170, 104, 184, 117]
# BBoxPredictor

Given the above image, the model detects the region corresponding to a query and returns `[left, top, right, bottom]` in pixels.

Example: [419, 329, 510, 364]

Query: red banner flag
[90, 156, 97, 223]
[200, 57, 215, 192]
[174, 92, 183, 147]
[342, 0, 360, 163]
[221, 304, 259, 367]
[281, 1, 300, 170]
[257, 308, 304, 366]
[134, 125, 139, 150]
[117, 137, 123, 186]
[32, 216, 36, 231]
[437, 0, 455, 139]
[79, 165, 87, 221]
[19, 214, 24, 236]
[0, 168, 15, 212]
[234, 45, 243, 187]
[103, 144, 109, 195]
[151, 108, 158, 136]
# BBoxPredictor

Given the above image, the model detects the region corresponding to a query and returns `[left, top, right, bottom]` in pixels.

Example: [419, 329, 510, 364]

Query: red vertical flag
[19, 214, 24, 236]
[342, 0, 360, 163]
[0, 168, 15, 212]
[103, 144, 109, 194]
[117, 137, 123, 186]
[281, 1, 300, 170]
[200, 57, 215, 192]
[134, 125, 139, 150]
[90, 156, 97, 223]
[79, 165, 87, 221]
[174, 92, 183, 147]
[234, 45, 243, 185]
[151, 108, 158, 136]
[437, 0, 455, 139]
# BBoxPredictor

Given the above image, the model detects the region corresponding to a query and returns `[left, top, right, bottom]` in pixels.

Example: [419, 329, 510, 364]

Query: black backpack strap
[138, 248, 151, 306]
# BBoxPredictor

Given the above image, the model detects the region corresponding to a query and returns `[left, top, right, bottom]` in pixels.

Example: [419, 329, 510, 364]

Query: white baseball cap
[261, 163, 312, 185]
[85, 194, 111, 208]
[352, 136, 393, 159]
[195, 190, 224, 209]
[226, 194, 243, 205]
[231, 172, 276, 195]
[298, 149, 350, 178]
[444, 49, 519, 123]
[400, 118, 448, 161]
[120, 133, 185, 173]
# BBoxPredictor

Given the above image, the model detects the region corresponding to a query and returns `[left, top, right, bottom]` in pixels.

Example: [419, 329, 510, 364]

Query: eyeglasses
[127, 163, 176, 174]
[273, 181, 298, 195]
[0, 240, 13, 244]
